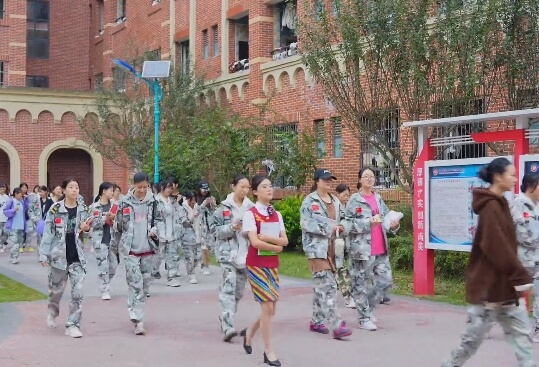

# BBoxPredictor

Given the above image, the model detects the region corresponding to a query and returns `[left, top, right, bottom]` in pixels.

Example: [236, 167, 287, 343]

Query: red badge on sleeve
[122, 208, 130, 215]
[93, 210, 100, 217]
[54, 217, 62, 225]
[524, 212, 530, 219]
[356, 207, 362, 214]
[223, 210, 230, 218]
[312, 204, 320, 211]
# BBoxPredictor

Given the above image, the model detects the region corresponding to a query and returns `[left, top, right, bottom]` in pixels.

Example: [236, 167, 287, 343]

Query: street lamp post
[112, 58, 171, 183]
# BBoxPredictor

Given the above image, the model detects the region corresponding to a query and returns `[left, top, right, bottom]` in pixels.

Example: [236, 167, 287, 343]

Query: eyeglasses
[361, 176, 375, 180]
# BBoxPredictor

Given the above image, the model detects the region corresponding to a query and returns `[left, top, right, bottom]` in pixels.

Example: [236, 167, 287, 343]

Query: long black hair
[478, 157, 512, 184]
[180, 191, 196, 206]
[94, 181, 114, 202]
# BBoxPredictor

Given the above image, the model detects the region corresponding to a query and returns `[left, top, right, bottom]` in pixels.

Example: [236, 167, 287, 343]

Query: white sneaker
[0, 247, 5, 253]
[10, 259, 18, 264]
[101, 292, 111, 300]
[202, 269, 211, 276]
[65, 326, 83, 338]
[189, 275, 198, 284]
[370, 314, 377, 323]
[345, 298, 356, 309]
[167, 278, 181, 287]
[135, 322, 146, 335]
[359, 320, 377, 331]
[47, 314, 57, 329]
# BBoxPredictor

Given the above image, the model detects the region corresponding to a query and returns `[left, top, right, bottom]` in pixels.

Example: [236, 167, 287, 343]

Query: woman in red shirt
[241, 174, 288, 367]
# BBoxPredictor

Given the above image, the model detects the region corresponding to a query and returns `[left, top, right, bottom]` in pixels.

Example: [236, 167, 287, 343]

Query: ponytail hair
[94, 181, 113, 203]
[478, 157, 511, 184]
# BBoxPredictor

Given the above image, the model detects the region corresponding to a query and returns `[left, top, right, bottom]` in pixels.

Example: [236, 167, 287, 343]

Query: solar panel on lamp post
[112, 59, 171, 183]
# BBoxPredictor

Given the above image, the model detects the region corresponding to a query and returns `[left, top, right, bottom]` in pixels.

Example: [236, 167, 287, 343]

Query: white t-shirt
[0, 194, 8, 222]
[242, 202, 286, 234]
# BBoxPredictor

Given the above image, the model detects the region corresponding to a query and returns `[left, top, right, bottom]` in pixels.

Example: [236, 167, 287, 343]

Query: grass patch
[0, 273, 46, 303]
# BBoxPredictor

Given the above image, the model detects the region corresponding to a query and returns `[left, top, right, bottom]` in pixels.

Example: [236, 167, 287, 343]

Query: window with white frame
[97, 0, 104, 35]
[432, 98, 486, 159]
[333, 117, 343, 158]
[202, 29, 208, 60]
[359, 109, 400, 189]
[176, 40, 190, 75]
[212, 25, 219, 57]
[116, 0, 126, 23]
[314, 119, 325, 158]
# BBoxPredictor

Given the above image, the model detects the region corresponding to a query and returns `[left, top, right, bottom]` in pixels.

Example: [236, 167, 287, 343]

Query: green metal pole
[153, 82, 161, 183]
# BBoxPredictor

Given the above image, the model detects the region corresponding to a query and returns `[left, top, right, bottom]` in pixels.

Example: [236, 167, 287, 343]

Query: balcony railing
[270, 42, 298, 61]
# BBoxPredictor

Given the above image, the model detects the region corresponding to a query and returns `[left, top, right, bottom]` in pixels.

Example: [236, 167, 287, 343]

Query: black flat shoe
[264, 352, 281, 366]
[240, 328, 252, 354]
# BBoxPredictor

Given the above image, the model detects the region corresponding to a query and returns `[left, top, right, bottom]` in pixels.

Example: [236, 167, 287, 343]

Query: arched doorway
[47, 149, 93, 204]
[0, 149, 10, 190]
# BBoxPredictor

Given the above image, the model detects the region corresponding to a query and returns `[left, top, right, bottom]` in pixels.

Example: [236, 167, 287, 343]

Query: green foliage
[389, 235, 469, 279]
[273, 194, 304, 250]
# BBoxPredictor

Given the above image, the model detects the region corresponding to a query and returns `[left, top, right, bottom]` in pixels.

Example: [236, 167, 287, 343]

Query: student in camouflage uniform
[335, 183, 355, 309]
[300, 169, 352, 340]
[90, 182, 118, 300]
[511, 173, 539, 343]
[211, 174, 253, 342]
[180, 192, 202, 285]
[153, 180, 184, 287]
[0, 183, 8, 252]
[196, 181, 217, 276]
[110, 172, 162, 336]
[342, 167, 400, 331]
[3, 188, 29, 264]
[39, 178, 92, 338]
[442, 158, 537, 367]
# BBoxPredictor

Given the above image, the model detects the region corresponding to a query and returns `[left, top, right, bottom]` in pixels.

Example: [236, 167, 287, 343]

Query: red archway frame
[413, 128, 528, 295]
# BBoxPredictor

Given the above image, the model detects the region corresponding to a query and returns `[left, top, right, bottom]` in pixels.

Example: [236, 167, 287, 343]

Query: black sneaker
[380, 296, 391, 304]
[152, 272, 161, 279]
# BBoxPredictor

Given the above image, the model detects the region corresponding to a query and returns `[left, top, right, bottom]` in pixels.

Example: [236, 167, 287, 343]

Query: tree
[79, 51, 206, 172]
[298, 0, 539, 193]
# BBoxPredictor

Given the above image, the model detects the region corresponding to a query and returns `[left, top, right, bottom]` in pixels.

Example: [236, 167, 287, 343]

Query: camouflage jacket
[39, 200, 92, 270]
[110, 189, 162, 256]
[510, 193, 539, 268]
[211, 194, 254, 267]
[181, 201, 201, 245]
[199, 197, 217, 239]
[342, 191, 399, 261]
[155, 194, 184, 243]
[27, 195, 43, 224]
[300, 192, 346, 264]
[89, 200, 115, 249]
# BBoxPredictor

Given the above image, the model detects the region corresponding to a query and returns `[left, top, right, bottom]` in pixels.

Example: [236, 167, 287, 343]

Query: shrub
[274, 194, 304, 251]
[388, 234, 468, 280]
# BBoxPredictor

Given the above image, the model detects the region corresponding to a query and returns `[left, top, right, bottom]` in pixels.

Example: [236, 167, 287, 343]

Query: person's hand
[149, 228, 158, 239]
[258, 233, 269, 242]
[273, 246, 283, 254]
[40, 261, 48, 267]
[390, 220, 399, 230]
[370, 215, 382, 227]
[106, 212, 115, 221]
[333, 225, 344, 233]
[80, 218, 93, 232]
[232, 222, 242, 231]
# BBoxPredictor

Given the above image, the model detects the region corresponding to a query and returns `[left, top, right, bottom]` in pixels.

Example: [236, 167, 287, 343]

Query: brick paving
[0, 250, 537, 367]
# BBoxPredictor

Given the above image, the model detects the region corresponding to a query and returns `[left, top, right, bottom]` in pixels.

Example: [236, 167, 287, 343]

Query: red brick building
[0, 0, 431, 201]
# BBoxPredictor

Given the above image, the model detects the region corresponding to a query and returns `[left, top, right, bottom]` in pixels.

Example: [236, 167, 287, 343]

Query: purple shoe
[333, 322, 352, 339]
[309, 322, 329, 334]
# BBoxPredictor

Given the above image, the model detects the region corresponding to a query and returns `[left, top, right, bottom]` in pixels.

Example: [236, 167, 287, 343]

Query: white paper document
[383, 210, 404, 229]
[259, 222, 281, 256]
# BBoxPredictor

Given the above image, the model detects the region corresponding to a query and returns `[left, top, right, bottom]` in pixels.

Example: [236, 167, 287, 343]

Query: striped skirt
[247, 266, 280, 303]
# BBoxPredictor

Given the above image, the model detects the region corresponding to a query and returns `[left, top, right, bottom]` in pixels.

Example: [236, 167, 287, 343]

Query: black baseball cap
[198, 181, 210, 190]
[314, 169, 337, 181]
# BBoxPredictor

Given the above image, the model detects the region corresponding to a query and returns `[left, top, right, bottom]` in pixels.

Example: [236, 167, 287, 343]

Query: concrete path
[0, 249, 537, 367]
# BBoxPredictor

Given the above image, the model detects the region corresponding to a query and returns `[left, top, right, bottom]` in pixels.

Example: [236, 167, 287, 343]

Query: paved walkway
[0, 249, 537, 367]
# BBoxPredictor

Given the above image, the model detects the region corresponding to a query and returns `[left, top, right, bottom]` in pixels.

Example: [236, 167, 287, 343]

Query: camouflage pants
[7, 229, 24, 261]
[163, 240, 181, 279]
[182, 244, 201, 276]
[336, 266, 352, 300]
[48, 263, 85, 328]
[152, 245, 165, 274]
[95, 244, 118, 294]
[311, 269, 344, 331]
[124, 254, 154, 323]
[349, 255, 393, 321]
[442, 304, 537, 367]
[530, 266, 539, 330]
[218, 263, 248, 334]
[0, 222, 7, 245]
